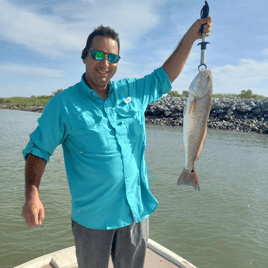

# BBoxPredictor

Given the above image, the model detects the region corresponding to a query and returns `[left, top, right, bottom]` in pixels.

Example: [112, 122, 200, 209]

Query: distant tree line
[168, 91, 189, 98]
[52, 89, 64, 96]
[168, 89, 267, 99]
[0, 89, 64, 106]
[0, 89, 267, 106]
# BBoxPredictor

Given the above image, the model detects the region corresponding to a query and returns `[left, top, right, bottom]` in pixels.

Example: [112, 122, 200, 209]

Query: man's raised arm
[162, 17, 212, 83]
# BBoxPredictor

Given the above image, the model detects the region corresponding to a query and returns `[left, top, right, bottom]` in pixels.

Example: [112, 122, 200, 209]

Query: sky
[0, 0, 267, 98]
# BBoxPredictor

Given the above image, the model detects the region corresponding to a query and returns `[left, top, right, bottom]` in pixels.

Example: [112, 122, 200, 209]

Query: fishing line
[40, 224, 48, 267]
[40, 225, 46, 255]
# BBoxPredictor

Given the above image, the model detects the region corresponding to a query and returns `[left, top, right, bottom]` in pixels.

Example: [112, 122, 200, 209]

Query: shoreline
[0, 104, 44, 113]
[145, 96, 268, 134]
[1, 96, 268, 134]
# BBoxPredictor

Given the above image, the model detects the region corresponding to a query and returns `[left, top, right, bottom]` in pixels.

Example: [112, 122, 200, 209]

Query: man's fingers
[201, 16, 212, 24]
[28, 211, 42, 227]
[22, 202, 44, 227]
[202, 19, 212, 37]
[32, 212, 39, 226]
[204, 26, 212, 37]
[199, 17, 212, 30]
[39, 208, 45, 225]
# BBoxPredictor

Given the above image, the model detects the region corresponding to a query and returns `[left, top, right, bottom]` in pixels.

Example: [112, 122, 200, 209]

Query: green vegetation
[0, 95, 52, 106]
[0, 89, 267, 107]
[168, 90, 267, 99]
[168, 91, 181, 97]
[0, 89, 65, 106]
[237, 89, 266, 99]
[52, 89, 64, 96]
[168, 91, 189, 97]
[212, 90, 267, 99]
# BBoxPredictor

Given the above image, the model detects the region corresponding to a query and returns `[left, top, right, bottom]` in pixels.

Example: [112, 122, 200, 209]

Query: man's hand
[186, 16, 213, 41]
[162, 16, 213, 83]
[22, 196, 45, 227]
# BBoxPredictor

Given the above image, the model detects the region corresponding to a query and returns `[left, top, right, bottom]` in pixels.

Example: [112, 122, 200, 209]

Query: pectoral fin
[196, 126, 207, 160]
[180, 142, 185, 153]
[189, 99, 196, 115]
[183, 103, 187, 117]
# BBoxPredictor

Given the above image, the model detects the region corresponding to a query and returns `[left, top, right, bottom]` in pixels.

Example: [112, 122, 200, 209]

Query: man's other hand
[22, 196, 45, 227]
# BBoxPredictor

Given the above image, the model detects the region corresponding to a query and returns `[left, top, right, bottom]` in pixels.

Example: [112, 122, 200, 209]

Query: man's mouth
[96, 69, 109, 75]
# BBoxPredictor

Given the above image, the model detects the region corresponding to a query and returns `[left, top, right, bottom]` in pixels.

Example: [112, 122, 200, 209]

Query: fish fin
[183, 103, 187, 117]
[177, 168, 200, 191]
[188, 99, 196, 115]
[196, 126, 207, 161]
[180, 142, 185, 153]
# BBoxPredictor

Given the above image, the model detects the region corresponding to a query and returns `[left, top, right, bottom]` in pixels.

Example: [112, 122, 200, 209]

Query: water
[0, 109, 267, 268]
[146, 124, 268, 268]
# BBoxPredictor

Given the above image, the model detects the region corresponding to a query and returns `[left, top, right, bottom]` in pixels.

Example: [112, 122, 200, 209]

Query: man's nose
[100, 55, 109, 67]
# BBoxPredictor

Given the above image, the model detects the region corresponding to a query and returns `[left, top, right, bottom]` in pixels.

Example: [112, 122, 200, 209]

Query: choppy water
[0, 109, 267, 268]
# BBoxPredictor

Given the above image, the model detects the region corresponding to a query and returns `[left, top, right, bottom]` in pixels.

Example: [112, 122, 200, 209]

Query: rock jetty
[145, 96, 268, 134]
[0, 104, 44, 113]
[1, 97, 268, 134]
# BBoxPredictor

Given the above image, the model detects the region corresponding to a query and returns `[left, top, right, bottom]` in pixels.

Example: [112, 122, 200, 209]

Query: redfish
[178, 69, 213, 191]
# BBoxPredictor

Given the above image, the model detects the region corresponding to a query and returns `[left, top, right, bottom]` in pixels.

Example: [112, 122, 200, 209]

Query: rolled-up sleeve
[116, 67, 172, 111]
[22, 96, 68, 163]
[142, 67, 172, 105]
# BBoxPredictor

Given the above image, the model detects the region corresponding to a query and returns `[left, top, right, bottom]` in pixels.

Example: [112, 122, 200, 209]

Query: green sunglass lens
[108, 54, 119, 63]
[91, 50, 119, 63]
[94, 51, 105, 60]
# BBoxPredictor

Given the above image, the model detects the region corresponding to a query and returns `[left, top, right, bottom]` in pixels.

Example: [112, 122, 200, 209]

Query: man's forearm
[162, 17, 212, 84]
[162, 31, 195, 84]
[25, 153, 46, 200]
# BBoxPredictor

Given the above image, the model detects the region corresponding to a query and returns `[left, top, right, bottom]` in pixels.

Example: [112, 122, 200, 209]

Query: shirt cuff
[22, 140, 50, 163]
[156, 67, 172, 94]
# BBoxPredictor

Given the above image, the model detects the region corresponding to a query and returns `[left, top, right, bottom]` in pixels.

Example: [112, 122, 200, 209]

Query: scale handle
[199, 1, 209, 34]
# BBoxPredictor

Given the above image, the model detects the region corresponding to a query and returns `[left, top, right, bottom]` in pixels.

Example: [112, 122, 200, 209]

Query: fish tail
[177, 168, 200, 191]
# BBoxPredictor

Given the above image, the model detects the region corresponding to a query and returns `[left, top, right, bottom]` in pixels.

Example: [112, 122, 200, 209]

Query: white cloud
[0, 0, 164, 57]
[0, 0, 86, 57]
[212, 59, 268, 95]
[0, 63, 65, 78]
[170, 58, 268, 97]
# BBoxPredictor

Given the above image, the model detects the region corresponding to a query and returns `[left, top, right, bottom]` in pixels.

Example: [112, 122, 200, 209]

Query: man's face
[83, 36, 119, 90]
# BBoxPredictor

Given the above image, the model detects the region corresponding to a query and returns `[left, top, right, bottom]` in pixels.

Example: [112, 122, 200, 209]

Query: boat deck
[40, 247, 180, 268]
[15, 238, 196, 268]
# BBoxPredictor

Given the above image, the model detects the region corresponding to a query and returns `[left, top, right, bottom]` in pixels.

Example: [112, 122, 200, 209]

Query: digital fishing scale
[198, 1, 210, 71]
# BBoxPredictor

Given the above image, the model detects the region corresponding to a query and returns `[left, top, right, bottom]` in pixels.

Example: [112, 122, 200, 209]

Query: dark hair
[81, 25, 120, 60]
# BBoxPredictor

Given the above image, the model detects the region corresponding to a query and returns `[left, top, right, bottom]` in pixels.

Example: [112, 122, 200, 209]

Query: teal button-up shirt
[23, 67, 172, 230]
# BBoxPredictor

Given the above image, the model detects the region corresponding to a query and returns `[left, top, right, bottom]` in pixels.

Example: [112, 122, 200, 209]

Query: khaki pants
[71, 217, 149, 268]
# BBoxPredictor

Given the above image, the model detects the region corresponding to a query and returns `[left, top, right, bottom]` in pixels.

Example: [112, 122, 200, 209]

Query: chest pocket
[115, 101, 143, 142]
[70, 116, 108, 154]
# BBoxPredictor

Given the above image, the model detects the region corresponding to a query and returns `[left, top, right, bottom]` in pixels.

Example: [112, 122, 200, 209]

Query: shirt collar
[80, 73, 113, 100]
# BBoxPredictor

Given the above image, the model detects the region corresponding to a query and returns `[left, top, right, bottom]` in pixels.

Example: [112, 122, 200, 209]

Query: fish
[178, 68, 213, 191]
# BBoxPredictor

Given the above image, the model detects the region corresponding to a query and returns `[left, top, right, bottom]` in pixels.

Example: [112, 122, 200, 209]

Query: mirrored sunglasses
[90, 50, 121, 64]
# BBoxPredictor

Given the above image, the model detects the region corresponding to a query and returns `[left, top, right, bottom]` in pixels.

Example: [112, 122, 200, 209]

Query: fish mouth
[200, 68, 211, 75]
[199, 68, 213, 81]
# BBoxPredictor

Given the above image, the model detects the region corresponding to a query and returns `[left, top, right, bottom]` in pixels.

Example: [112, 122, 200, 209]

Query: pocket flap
[115, 101, 139, 117]
[72, 116, 95, 130]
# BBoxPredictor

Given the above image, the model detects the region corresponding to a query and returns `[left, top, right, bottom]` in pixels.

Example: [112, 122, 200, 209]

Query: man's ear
[82, 58, 86, 64]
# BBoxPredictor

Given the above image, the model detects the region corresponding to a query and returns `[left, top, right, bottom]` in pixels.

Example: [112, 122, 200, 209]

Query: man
[22, 17, 212, 268]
